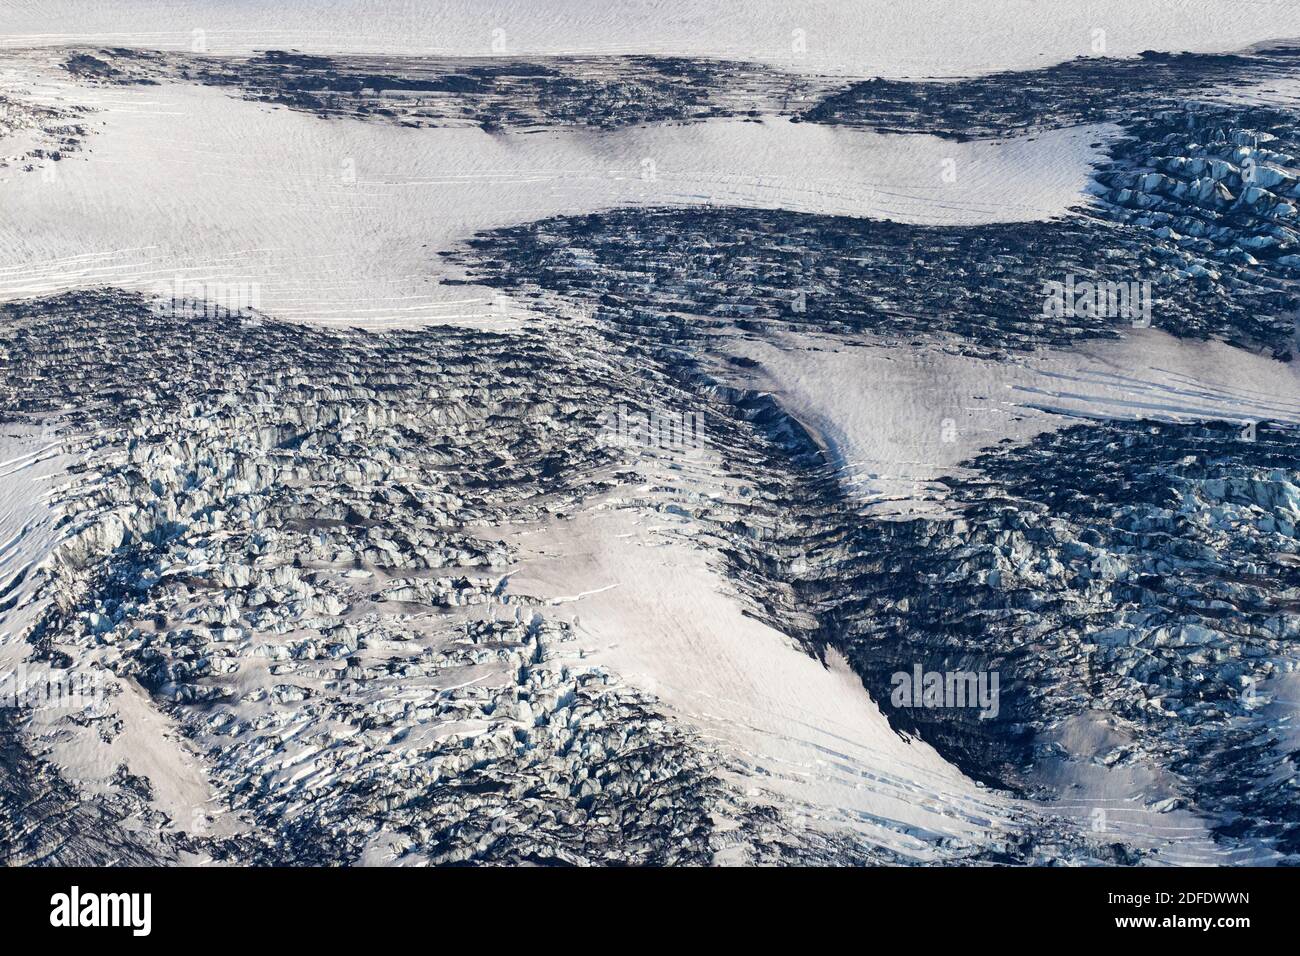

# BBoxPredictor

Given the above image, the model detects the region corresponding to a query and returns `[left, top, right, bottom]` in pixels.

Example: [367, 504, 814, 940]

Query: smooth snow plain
[5, 0, 1300, 77]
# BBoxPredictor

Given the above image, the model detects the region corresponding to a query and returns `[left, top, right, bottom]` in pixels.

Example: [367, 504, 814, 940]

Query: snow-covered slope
[725, 328, 1300, 515]
[0, 58, 1104, 327]
[498, 491, 1017, 857]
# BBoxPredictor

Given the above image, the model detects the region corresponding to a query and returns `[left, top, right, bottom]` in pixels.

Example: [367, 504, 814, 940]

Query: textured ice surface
[3, 3, 1300, 867]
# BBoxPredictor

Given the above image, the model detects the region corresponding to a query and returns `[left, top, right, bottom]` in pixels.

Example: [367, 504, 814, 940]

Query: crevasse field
[2, 0, 1300, 868]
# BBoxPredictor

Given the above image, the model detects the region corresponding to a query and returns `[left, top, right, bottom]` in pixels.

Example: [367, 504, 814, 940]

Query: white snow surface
[4, 0, 1299, 77]
[725, 328, 1300, 516]
[0, 60, 1104, 327]
[0, 426, 65, 656]
[498, 503, 1016, 858]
